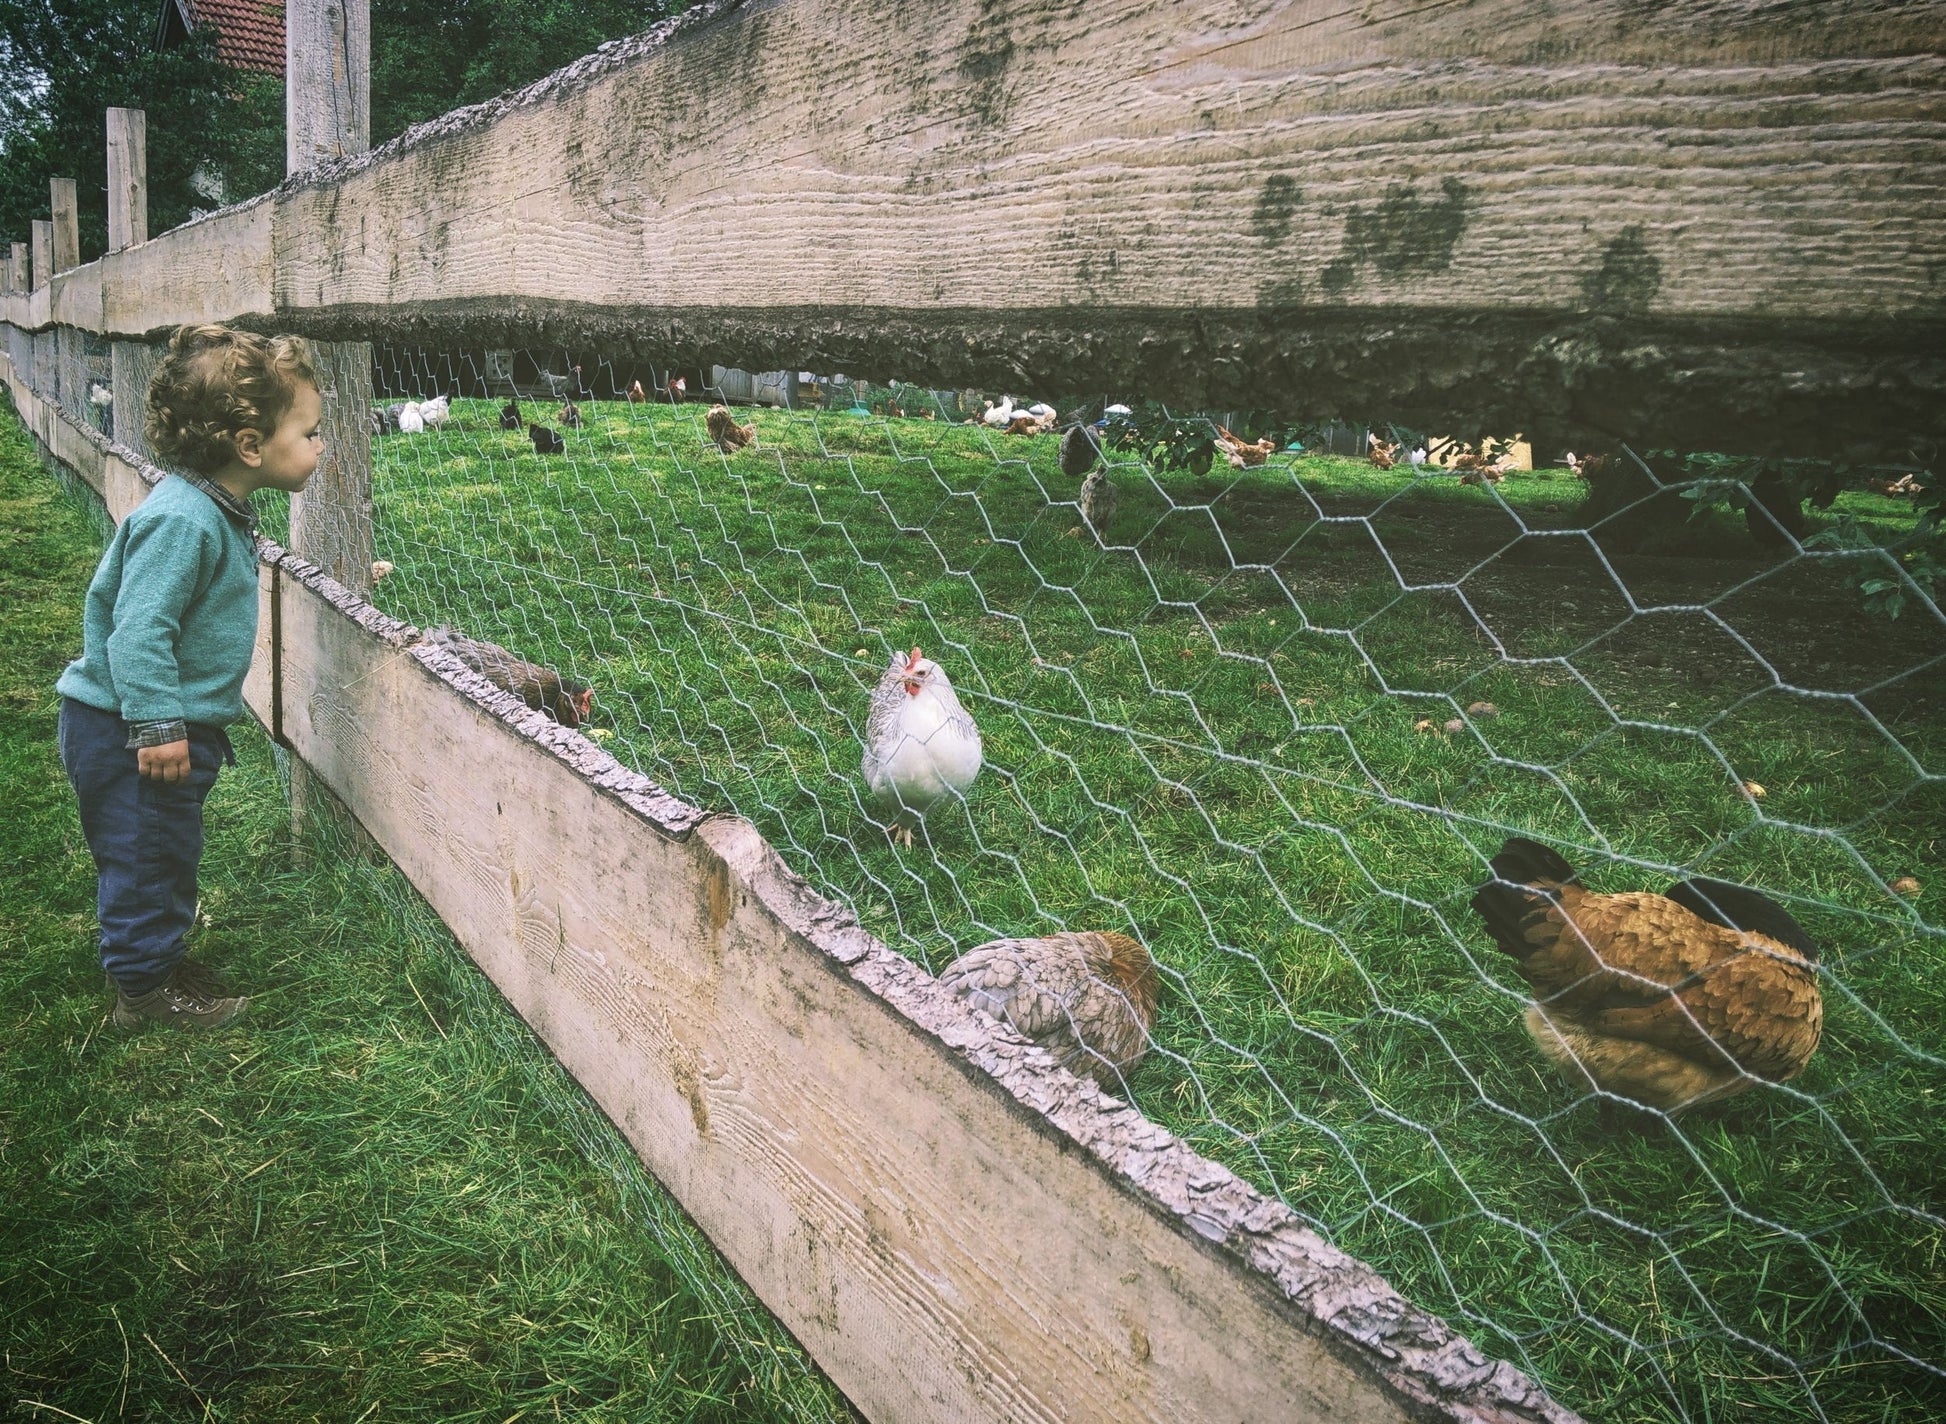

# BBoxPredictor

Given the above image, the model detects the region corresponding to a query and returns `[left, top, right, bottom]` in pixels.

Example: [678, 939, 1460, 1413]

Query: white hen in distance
[861, 647, 983, 847]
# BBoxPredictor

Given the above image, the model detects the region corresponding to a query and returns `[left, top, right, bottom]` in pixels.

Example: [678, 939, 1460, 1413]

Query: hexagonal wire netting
[36, 326, 1946, 1421]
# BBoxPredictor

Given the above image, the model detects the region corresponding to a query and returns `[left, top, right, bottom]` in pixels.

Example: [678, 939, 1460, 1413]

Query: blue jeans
[58, 698, 235, 993]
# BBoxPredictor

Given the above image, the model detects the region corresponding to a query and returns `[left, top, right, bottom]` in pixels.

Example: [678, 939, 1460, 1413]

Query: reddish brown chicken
[1471, 838, 1822, 1114]
[1216, 426, 1274, 468]
[937, 931, 1158, 1089]
[423, 626, 593, 728]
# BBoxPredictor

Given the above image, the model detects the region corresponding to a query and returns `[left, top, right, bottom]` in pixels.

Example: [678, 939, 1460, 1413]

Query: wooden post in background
[30, 222, 52, 290]
[284, 0, 374, 859]
[106, 109, 148, 251]
[287, 0, 370, 174]
[107, 108, 155, 458]
[49, 180, 79, 274]
[8, 243, 23, 294]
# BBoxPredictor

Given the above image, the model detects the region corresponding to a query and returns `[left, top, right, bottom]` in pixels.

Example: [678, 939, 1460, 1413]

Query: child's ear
[233, 427, 266, 468]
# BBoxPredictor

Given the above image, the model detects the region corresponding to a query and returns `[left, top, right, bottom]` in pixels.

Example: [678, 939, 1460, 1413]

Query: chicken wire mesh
[22, 321, 1946, 1422]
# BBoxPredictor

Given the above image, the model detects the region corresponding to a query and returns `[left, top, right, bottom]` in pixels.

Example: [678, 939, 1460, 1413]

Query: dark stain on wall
[956, 1, 1018, 128]
[1251, 175, 1302, 244]
[1342, 176, 1470, 277]
[1581, 227, 1664, 316]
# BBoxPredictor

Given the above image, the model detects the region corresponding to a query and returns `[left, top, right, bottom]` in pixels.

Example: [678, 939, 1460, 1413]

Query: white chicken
[397, 403, 425, 434]
[417, 394, 450, 428]
[981, 397, 1017, 429]
[861, 646, 983, 847]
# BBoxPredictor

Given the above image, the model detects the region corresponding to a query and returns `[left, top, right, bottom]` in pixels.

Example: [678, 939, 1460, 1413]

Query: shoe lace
[161, 980, 223, 1012]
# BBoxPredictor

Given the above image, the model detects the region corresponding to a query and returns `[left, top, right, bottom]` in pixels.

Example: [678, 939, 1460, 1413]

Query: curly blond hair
[144, 324, 320, 475]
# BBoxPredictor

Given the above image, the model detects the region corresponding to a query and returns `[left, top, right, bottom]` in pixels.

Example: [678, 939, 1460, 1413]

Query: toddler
[57, 324, 323, 1029]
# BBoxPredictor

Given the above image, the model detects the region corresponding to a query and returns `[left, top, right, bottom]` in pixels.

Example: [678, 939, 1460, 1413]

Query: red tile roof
[185, 0, 285, 78]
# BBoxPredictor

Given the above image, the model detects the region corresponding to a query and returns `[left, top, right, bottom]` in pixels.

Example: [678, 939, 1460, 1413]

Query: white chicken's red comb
[906, 646, 924, 669]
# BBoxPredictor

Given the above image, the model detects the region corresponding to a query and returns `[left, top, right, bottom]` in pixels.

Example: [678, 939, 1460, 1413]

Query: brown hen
[705, 403, 756, 453]
[938, 931, 1158, 1089]
[1216, 426, 1274, 468]
[423, 626, 593, 728]
[1471, 838, 1822, 1114]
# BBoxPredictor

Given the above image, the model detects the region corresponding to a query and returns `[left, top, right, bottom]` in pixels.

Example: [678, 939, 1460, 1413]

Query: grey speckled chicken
[938, 931, 1158, 1088]
[1077, 467, 1118, 538]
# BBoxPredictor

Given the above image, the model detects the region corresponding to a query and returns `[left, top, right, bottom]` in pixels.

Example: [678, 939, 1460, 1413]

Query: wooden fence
[1, 348, 1577, 1424]
[7, 0, 1943, 1418]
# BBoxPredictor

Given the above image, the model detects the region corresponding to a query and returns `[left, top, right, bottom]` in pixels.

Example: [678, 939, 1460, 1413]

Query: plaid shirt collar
[184, 473, 260, 534]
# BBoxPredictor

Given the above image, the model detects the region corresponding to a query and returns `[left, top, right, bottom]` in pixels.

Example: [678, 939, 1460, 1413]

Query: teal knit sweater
[57, 475, 261, 728]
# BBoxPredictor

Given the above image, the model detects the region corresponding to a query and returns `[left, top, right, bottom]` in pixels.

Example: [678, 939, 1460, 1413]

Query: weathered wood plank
[109, 340, 160, 456]
[97, 201, 275, 339]
[107, 108, 149, 252]
[51, 263, 103, 334]
[259, 0, 1944, 458]
[30, 221, 52, 292]
[49, 179, 79, 275]
[16, 0, 1942, 455]
[289, 339, 374, 595]
[287, 0, 371, 174]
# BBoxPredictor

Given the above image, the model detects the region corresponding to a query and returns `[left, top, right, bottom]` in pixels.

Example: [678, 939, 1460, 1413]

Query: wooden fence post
[50, 179, 80, 274]
[8, 243, 24, 295]
[107, 109, 148, 252]
[31, 221, 52, 290]
[284, 0, 375, 859]
[287, 0, 370, 173]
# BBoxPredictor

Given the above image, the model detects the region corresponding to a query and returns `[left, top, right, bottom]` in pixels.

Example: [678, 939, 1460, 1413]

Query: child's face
[242, 383, 325, 493]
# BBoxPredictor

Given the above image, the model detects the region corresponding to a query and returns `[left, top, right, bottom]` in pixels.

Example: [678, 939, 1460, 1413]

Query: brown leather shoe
[111, 964, 248, 1030]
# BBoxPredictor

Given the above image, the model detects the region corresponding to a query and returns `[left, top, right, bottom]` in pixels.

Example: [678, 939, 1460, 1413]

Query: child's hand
[138, 739, 192, 784]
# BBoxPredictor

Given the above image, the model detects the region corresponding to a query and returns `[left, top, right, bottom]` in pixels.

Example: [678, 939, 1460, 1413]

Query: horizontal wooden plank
[50, 260, 101, 332]
[98, 199, 275, 339]
[10, 0, 1943, 456]
[256, 0, 1943, 457]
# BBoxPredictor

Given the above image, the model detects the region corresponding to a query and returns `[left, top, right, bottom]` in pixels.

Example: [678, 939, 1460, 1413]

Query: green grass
[285, 393, 1942, 1423]
[0, 396, 854, 1422]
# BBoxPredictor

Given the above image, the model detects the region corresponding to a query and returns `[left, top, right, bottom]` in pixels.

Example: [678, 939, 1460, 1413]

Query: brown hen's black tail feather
[1489, 836, 1579, 888]
[1470, 880, 1546, 962]
[1665, 878, 1820, 961]
[1471, 838, 1579, 964]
